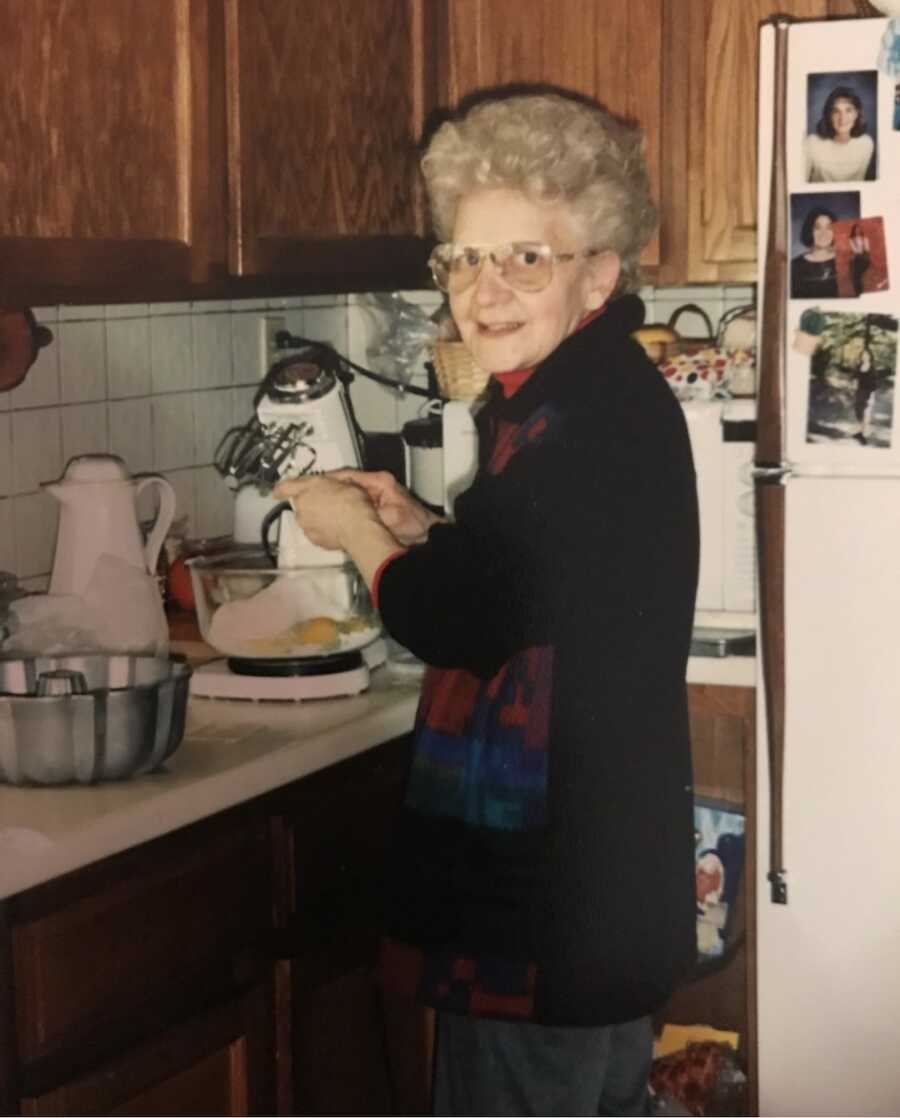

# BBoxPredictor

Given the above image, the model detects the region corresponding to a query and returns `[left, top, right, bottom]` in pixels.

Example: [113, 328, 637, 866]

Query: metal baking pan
[0, 654, 191, 785]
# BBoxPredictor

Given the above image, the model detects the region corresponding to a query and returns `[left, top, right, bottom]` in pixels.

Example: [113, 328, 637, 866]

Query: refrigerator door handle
[756, 14, 792, 906]
[755, 480, 788, 905]
[751, 465, 791, 483]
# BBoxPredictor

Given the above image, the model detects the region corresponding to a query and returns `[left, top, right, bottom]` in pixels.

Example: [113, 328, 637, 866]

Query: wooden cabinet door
[21, 981, 276, 1117]
[5, 810, 273, 1112]
[269, 735, 419, 1115]
[439, 0, 663, 267]
[0, 0, 218, 306]
[660, 0, 863, 284]
[224, 0, 436, 289]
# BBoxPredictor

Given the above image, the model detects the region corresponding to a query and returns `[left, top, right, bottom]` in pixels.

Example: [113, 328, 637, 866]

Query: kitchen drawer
[7, 810, 272, 1080]
[20, 979, 275, 1117]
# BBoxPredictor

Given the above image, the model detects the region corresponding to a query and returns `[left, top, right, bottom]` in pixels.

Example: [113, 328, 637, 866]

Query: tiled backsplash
[0, 284, 753, 588]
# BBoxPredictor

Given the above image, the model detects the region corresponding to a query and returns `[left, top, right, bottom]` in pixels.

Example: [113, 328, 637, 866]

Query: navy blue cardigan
[378, 295, 699, 1027]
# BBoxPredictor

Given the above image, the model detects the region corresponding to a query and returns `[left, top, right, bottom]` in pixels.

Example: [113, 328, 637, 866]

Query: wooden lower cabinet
[657, 683, 757, 1115]
[271, 735, 430, 1116]
[21, 981, 275, 1117]
[0, 694, 755, 1116]
[0, 735, 417, 1117]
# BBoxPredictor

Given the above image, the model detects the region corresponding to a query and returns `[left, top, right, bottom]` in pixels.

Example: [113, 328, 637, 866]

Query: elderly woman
[276, 91, 699, 1116]
[804, 84, 875, 183]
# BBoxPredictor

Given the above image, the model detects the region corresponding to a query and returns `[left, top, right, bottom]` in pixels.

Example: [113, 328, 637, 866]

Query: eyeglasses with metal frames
[428, 241, 602, 294]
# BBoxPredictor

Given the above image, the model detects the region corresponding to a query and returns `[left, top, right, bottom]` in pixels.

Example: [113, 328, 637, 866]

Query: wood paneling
[21, 983, 274, 1117]
[0, 0, 436, 304]
[0, 0, 216, 299]
[660, 0, 866, 284]
[441, 0, 663, 267]
[10, 816, 271, 1075]
[225, 0, 433, 278]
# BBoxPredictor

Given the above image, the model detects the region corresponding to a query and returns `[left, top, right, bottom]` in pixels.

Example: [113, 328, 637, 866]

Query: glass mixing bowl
[187, 548, 381, 661]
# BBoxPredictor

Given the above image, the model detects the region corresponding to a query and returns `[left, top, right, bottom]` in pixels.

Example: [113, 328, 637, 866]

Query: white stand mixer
[199, 349, 386, 701]
[219, 350, 364, 550]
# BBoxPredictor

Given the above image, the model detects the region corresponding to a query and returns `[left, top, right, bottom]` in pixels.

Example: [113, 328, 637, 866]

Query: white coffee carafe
[44, 455, 176, 598]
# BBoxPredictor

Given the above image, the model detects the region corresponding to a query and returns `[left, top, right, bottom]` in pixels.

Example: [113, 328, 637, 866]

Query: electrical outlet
[258, 315, 286, 378]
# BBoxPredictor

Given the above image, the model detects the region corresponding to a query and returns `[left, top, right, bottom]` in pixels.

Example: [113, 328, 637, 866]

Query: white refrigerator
[755, 14, 900, 1116]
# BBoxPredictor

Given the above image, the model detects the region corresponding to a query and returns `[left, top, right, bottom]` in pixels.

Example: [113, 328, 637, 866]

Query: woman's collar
[491, 305, 609, 399]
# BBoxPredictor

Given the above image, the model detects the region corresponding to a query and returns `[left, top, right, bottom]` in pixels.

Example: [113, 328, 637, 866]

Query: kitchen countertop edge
[0, 670, 421, 901]
[0, 650, 754, 901]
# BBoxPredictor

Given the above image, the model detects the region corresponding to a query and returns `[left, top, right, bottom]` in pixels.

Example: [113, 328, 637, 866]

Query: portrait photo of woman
[791, 205, 839, 299]
[790, 191, 861, 299]
[804, 73, 878, 182]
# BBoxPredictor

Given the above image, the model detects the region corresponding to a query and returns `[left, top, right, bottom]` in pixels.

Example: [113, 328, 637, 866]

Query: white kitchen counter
[0, 666, 421, 901]
[0, 647, 754, 902]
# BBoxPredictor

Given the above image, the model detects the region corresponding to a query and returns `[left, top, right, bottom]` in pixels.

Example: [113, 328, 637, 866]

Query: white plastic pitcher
[44, 455, 176, 598]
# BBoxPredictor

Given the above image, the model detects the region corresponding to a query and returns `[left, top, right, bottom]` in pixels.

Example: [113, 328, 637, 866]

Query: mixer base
[189, 639, 387, 702]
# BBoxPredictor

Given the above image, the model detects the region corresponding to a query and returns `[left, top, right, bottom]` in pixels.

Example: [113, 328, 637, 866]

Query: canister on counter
[401, 411, 444, 512]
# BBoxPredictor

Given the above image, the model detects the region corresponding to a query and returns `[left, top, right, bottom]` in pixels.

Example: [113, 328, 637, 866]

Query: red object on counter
[167, 556, 195, 612]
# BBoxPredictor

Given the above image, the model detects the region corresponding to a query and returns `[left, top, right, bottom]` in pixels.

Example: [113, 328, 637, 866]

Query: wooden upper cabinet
[224, 0, 435, 289]
[660, 0, 866, 284]
[438, 0, 663, 268]
[0, 0, 217, 304]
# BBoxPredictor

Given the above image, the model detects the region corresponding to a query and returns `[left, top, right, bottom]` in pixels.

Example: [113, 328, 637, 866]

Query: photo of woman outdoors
[804, 72, 878, 182]
[805, 311, 897, 448]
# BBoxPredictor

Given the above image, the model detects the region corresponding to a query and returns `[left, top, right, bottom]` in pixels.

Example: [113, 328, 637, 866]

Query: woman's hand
[273, 474, 375, 552]
[273, 472, 415, 590]
[329, 469, 445, 546]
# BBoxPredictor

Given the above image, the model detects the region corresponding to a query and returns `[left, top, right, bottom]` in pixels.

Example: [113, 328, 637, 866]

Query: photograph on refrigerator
[693, 800, 745, 961]
[804, 70, 879, 182]
[878, 17, 900, 127]
[789, 190, 861, 298]
[838, 215, 889, 296]
[802, 311, 897, 447]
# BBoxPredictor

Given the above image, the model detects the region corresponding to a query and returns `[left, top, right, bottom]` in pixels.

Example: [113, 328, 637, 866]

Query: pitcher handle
[135, 475, 177, 577]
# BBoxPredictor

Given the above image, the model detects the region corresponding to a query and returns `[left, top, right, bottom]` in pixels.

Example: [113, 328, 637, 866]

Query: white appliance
[441, 399, 480, 513]
[216, 351, 364, 546]
[400, 398, 481, 516]
[189, 637, 387, 701]
[682, 398, 757, 618]
[45, 454, 175, 599]
[206, 352, 384, 701]
[756, 15, 900, 1115]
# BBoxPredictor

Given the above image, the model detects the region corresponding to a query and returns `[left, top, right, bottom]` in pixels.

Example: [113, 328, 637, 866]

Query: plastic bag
[2, 555, 168, 657]
[83, 554, 169, 655]
[361, 292, 439, 386]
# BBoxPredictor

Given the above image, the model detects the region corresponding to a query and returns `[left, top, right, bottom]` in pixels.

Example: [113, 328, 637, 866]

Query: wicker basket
[430, 341, 491, 400]
[666, 303, 717, 355]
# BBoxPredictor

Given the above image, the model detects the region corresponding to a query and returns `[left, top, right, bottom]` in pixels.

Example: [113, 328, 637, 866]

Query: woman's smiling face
[448, 187, 617, 373]
[830, 97, 858, 139]
[812, 213, 835, 250]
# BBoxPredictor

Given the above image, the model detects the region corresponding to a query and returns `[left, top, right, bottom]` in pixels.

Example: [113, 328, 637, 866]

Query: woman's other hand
[273, 474, 374, 552]
[329, 469, 445, 546]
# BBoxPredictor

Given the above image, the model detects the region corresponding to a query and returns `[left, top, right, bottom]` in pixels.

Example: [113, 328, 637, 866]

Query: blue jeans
[432, 1011, 653, 1116]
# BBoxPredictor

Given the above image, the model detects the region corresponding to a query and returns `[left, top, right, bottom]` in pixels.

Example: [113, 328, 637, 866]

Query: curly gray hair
[422, 91, 657, 296]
